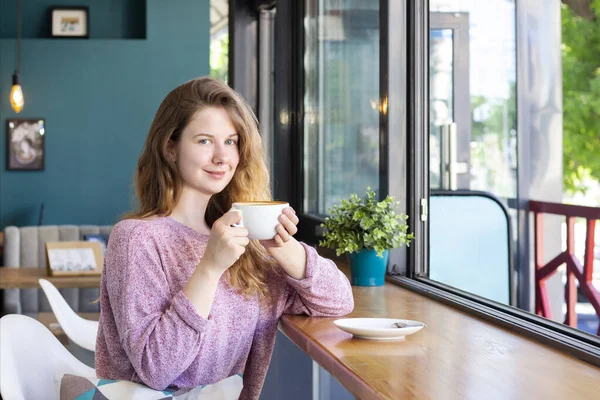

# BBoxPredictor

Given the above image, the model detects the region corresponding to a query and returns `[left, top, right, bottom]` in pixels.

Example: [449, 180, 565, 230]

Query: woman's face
[173, 107, 240, 197]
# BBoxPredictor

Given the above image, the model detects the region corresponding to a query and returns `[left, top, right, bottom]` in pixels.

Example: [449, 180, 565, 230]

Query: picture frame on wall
[6, 118, 45, 171]
[50, 7, 89, 38]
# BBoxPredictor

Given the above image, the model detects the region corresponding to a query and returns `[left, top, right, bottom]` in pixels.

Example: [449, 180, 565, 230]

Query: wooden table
[1, 268, 101, 345]
[0, 267, 101, 289]
[279, 263, 600, 400]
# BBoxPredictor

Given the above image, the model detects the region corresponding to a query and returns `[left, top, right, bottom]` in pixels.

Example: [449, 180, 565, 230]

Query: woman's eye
[225, 139, 237, 145]
[198, 139, 210, 144]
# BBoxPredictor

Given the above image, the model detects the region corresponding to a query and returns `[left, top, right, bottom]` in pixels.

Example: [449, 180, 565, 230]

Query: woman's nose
[212, 144, 229, 165]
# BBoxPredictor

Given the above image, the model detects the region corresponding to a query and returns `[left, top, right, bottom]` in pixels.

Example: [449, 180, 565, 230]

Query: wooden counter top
[279, 262, 600, 400]
[0, 267, 101, 289]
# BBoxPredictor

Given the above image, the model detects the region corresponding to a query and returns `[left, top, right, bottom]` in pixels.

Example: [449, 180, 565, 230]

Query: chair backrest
[0, 314, 96, 400]
[429, 191, 514, 305]
[2, 224, 112, 315]
[39, 279, 99, 352]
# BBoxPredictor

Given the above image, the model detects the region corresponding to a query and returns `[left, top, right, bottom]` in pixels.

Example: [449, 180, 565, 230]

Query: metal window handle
[440, 123, 468, 190]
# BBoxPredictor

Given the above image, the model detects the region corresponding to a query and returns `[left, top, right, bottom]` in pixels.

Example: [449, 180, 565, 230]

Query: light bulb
[10, 84, 24, 113]
[10, 72, 24, 113]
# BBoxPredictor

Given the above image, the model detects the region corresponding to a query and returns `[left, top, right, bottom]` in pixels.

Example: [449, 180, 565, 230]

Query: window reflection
[430, 28, 455, 189]
[430, 0, 517, 198]
[304, 0, 380, 216]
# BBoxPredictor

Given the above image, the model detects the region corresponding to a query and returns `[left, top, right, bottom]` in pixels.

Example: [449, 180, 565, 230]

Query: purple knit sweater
[95, 217, 354, 399]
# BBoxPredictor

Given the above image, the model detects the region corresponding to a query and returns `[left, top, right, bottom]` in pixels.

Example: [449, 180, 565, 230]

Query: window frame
[269, 0, 600, 368]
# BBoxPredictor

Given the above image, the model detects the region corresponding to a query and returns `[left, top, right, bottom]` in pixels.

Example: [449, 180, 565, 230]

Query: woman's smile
[205, 170, 227, 179]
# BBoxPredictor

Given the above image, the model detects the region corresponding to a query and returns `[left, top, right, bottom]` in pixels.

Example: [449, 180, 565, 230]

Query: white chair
[39, 279, 99, 352]
[0, 314, 96, 400]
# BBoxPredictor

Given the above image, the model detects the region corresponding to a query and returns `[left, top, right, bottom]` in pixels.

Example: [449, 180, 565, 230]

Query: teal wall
[0, 0, 210, 227]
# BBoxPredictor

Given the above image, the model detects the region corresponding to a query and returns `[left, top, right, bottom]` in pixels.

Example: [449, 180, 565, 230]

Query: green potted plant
[319, 188, 414, 286]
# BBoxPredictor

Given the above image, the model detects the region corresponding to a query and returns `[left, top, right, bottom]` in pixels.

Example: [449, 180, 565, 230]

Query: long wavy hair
[127, 77, 277, 297]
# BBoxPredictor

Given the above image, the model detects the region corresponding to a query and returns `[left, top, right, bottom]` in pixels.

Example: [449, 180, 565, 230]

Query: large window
[303, 0, 380, 217]
[272, 0, 599, 367]
[424, 0, 600, 339]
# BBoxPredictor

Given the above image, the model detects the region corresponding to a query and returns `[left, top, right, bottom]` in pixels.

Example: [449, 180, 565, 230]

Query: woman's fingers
[271, 208, 299, 245]
[278, 213, 298, 236]
[276, 223, 292, 242]
[273, 234, 285, 246]
[220, 210, 243, 226]
[229, 226, 249, 237]
[231, 236, 250, 246]
[284, 208, 299, 225]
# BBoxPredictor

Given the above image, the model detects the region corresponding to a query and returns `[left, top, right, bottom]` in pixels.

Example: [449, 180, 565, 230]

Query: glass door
[428, 8, 518, 306]
[429, 13, 470, 190]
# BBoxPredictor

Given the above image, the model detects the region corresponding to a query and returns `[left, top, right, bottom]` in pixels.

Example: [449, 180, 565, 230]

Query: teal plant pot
[347, 249, 390, 286]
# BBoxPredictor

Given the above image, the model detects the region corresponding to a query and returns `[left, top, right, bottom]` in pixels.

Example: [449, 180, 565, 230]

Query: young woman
[95, 77, 354, 399]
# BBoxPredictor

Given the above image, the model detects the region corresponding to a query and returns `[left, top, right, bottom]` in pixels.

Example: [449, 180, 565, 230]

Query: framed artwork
[6, 118, 45, 171]
[45, 241, 104, 276]
[50, 7, 89, 38]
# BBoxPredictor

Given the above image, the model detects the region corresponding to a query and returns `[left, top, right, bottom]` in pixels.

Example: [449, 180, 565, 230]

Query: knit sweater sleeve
[281, 242, 354, 317]
[239, 243, 354, 399]
[103, 221, 214, 390]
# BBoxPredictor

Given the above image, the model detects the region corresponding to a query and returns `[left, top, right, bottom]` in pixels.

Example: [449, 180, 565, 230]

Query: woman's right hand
[185, 211, 249, 317]
[199, 210, 249, 276]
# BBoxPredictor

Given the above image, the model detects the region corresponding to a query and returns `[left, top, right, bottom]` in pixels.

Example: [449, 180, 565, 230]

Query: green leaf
[562, 3, 600, 194]
[319, 187, 415, 256]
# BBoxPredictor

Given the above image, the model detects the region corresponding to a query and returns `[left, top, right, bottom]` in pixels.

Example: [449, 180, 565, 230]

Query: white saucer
[333, 318, 425, 340]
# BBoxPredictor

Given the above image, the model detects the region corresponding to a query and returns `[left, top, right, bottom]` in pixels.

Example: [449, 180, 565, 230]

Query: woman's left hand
[260, 207, 308, 279]
[260, 207, 299, 249]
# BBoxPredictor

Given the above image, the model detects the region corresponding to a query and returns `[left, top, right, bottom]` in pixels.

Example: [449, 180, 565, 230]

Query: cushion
[58, 373, 243, 400]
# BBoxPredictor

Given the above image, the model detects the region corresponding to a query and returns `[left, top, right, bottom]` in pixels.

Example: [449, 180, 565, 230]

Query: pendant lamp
[10, 0, 24, 113]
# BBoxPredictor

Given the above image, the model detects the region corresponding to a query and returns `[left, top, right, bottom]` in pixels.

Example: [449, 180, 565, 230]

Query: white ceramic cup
[231, 201, 289, 240]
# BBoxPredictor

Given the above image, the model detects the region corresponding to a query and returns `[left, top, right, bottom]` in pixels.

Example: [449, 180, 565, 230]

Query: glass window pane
[210, 0, 229, 83]
[430, 28, 454, 189]
[304, 0, 380, 216]
[428, 1, 518, 303]
[430, 0, 517, 199]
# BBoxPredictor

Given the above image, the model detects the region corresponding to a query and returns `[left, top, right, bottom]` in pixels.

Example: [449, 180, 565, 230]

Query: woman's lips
[205, 170, 227, 179]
